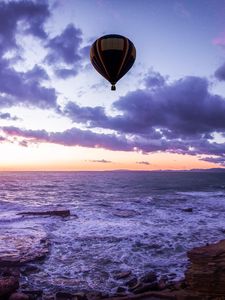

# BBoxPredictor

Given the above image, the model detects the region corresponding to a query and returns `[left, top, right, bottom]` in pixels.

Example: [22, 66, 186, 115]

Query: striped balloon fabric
[90, 34, 136, 90]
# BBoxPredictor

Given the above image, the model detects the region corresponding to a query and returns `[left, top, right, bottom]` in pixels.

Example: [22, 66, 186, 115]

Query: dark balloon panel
[90, 34, 136, 90]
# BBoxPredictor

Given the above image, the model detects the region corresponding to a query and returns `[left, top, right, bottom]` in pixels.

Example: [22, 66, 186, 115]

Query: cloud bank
[63, 72, 225, 165]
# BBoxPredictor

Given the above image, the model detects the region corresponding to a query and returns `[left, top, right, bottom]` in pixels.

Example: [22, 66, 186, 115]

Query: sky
[1, 0, 225, 171]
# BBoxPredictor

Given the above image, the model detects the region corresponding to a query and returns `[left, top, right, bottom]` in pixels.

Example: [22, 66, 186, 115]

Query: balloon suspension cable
[111, 84, 116, 91]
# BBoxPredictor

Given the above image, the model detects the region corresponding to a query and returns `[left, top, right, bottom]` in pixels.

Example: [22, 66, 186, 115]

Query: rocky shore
[1, 228, 225, 300]
[0, 240, 225, 300]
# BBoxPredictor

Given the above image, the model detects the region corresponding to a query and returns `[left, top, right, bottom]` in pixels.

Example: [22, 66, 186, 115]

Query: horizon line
[0, 168, 224, 172]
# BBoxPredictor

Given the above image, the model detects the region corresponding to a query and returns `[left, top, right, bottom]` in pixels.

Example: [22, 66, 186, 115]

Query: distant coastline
[111, 168, 225, 173]
[0, 168, 225, 172]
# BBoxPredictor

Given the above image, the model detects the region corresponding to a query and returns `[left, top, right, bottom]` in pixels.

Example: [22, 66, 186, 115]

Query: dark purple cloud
[2, 126, 49, 141]
[0, 126, 132, 151]
[46, 24, 82, 65]
[25, 65, 49, 81]
[112, 76, 225, 136]
[45, 24, 83, 78]
[65, 75, 225, 136]
[215, 63, 225, 81]
[0, 136, 7, 142]
[0, 61, 57, 109]
[54, 68, 78, 79]
[0, 1, 58, 109]
[144, 71, 166, 88]
[0, 1, 88, 108]
[200, 156, 225, 166]
[64, 102, 107, 124]
[1, 124, 225, 167]
[49, 128, 131, 151]
[80, 45, 91, 60]
[62, 74, 225, 165]
[0, 1, 49, 55]
[0, 112, 18, 121]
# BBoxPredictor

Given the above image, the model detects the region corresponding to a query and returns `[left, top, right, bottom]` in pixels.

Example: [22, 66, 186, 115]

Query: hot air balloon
[90, 34, 136, 90]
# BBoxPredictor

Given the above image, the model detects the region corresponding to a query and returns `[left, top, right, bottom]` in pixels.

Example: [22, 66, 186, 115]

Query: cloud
[0, 1, 88, 109]
[0, 112, 18, 121]
[2, 122, 225, 166]
[0, 61, 57, 109]
[112, 76, 225, 136]
[45, 23, 83, 78]
[215, 63, 225, 81]
[64, 102, 107, 124]
[0, 126, 132, 151]
[0, 1, 49, 55]
[136, 161, 150, 165]
[46, 24, 82, 65]
[0, 1, 58, 109]
[65, 75, 225, 137]
[25, 64, 49, 81]
[199, 156, 225, 166]
[54, 67, 78, 79]
[80, 45, 91, 60]
[2, 126, 49, 141]
[62, 73, 225, 164]
[49, 128, 131, 151]
[18, 140, 29, 147]
[88, 159, 112, 163]
[144, 71, 166, 88]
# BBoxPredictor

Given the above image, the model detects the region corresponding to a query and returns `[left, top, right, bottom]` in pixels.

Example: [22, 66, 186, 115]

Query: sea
[0, 171, 225, 295]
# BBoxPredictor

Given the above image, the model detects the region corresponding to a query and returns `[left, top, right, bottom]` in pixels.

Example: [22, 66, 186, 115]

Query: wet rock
[168, 273, 177, 280]
[22, 290, 43, 298]
[148, 243, 161, 250]
[185, 239, 225, 296]
[42, 295, 55, 300]
[158, 278, 167, 290]
[129, 280, 141, 291]
[0, 256, 21, 267]
[125, 277, 138, 288]
[113, 210, 140, 218]
[170, 281, 185, 291]
[18, 210, 71, 218]
[86, 291, 104, 300]
[113, 292, 128, 298]
[114, 271, 131, 280]
[9, 292, 29, 300]
[73, 292, 88, 300]
[0, 228, 50, 265]
[132, 282, 159, 294]
[51, 277, 82, 286]
[140, 271, 157, 284]
[181, 208, 193, 213]
[116, 287, 127, 293]
[0, 267, 20, 277]
[20, 264, 40, 275]
[0, 276, 19, 297]
[103, 290, 178, 299]
[177, 279, 187, 290]
[55, 291, 76, 299]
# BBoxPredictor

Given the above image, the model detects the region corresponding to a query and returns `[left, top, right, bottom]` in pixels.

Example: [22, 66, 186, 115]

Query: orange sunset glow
[0, 142, 216, 171]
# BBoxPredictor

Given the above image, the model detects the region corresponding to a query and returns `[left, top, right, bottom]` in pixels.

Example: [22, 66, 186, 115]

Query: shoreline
[1, 238, 225, 300]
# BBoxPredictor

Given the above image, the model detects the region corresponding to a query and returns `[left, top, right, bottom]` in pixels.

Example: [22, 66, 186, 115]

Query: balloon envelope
[90, 34, 136, 90]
